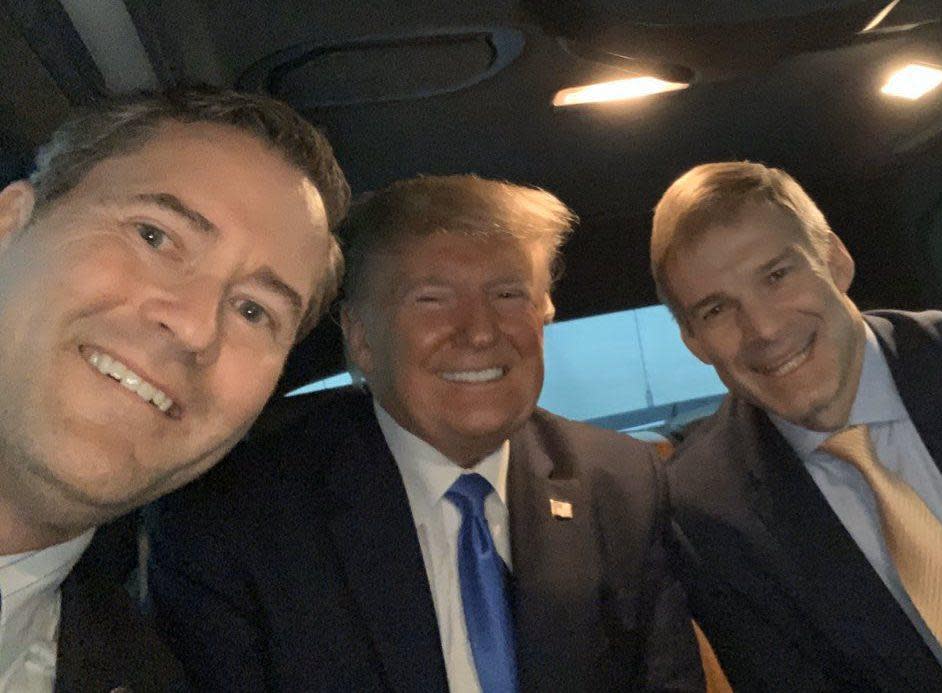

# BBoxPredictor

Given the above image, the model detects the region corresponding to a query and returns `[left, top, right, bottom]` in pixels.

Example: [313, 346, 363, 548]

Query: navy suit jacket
[149, 387, 703, 691]
[55, 516, 185, 692]
[668, 310, 942, 691]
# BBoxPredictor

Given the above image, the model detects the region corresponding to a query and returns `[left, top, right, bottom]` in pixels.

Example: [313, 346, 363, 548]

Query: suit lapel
[867, 312, 942, 469]
[507, 420, 605, 690]
[325, 403, 448, 692]
[55, 521, 184, 692]
[729, 397, 942, 689]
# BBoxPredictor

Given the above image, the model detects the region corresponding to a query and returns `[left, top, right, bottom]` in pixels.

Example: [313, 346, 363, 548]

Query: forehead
[666, 201, 809, 302]
[673, 200, 807, 266]
[375, 231, 546, 282]
[66, 121, 329, 302]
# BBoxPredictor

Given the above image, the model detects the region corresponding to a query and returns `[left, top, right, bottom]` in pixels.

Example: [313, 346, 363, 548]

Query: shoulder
[865, 308, 942, 345]
[525, 407, 657, 462]
[153, 386, 374, 531]
[666, 396, 765, 509]
[520, 407, 662, 502]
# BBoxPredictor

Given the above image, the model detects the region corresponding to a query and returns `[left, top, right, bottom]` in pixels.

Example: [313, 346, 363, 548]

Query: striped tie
[820, 424, 942, 643]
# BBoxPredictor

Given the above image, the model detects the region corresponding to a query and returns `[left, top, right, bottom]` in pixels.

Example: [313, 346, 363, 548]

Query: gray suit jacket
[668, 310, 942, 692]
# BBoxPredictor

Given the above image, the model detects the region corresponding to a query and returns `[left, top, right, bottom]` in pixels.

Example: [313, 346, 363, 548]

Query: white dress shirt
[771, 324, 942, 660]
[375, 401, 511, 693]
[0, 529, 95, 692]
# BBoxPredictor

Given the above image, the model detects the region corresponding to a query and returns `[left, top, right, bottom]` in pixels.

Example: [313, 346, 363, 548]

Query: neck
[804, 314, 868, 432]
[0, 503, 83, 555]
[0, 459, 88, 554]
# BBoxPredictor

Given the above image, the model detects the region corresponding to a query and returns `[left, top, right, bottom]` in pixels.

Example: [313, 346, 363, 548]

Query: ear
[541, 293, 555, 324]
[0, 181, 35, 250]
[823, 231, 855, 293]
[340, 303, 374, 375]
[680, 322, 713, 365]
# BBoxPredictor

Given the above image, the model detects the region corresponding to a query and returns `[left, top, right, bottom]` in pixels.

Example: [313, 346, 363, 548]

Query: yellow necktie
[820, 424, 942, 643]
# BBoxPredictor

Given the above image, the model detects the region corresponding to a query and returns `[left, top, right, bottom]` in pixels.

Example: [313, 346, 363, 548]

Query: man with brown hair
[652, 161, 942, 691]
[0, 87, 349, 691]
[151, 174, 704, 692]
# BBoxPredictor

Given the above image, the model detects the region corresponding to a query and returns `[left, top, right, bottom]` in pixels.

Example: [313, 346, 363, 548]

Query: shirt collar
[373, 400, 510, 527]
[0, 529, 95, 603]
[771, 323, 909, 456]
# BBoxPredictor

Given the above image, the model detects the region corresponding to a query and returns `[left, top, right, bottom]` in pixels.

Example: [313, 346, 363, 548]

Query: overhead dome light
[553, 76, 688, 107]
[881, 63, 942, 100]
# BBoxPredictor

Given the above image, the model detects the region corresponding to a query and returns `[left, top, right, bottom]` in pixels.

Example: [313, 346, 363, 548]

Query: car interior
[1, 2, 941, 687]
[2, 0, 940, 436]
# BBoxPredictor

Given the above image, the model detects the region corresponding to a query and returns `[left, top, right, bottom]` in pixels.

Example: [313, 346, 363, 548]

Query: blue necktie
[445, 473, 517, 693]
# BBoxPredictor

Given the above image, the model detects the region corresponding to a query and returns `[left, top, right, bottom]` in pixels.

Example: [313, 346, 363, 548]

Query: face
[0, 122, 330, 539]
[666, 200, 865, 431]
[343, 232, 551, 466]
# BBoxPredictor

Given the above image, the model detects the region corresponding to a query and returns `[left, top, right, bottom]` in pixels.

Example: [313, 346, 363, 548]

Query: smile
[83, 348, 176, 415]
[440, 367, 506, 383]
[755, 335, 815, 377]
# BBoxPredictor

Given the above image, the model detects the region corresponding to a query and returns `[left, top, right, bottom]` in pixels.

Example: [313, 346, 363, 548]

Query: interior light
[553, 76, 688, 107]
[861, 0, 901, 33]
[881, 63, 942, 100]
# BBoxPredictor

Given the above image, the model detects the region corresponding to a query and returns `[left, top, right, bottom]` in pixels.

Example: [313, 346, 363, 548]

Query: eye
[137, 223, 168, 249]
[768, 266, 790, 283]
[701, 303, 725, 321]
[234, 299, 270, 326]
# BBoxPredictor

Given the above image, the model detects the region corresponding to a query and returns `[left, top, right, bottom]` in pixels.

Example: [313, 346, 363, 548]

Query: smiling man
[150, 174, 703, 691]
[0, 88, 349, 691]
[651, 161, 942, 691]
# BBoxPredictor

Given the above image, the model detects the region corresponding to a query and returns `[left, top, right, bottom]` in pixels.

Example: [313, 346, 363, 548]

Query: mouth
[80, 346, 180, 418]
[440, 367, 507, 384]
[753, 334, 815, 378]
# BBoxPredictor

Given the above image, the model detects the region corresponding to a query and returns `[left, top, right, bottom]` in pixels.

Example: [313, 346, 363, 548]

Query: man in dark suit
[150, 174, 703, 691]
[650, 160, 942, 691]
[0, 87, 350, 690]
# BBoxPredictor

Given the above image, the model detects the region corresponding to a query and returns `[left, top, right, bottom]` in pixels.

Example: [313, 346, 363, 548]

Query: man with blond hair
[151, 174, 704, 692]
[652, 161, 942, 691]
[0, 86, 349, 691]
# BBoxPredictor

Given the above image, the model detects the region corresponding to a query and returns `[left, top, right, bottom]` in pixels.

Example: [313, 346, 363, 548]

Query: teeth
[441, 367, 504, 383]
[760, 344, 811, 377]
[85, 349, 175, 414]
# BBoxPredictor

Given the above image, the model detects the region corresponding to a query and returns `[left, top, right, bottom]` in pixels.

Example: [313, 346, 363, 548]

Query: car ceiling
[1, 0, 941, 392]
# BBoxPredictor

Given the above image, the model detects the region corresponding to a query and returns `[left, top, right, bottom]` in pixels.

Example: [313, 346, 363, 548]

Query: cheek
[506, 313, 544, 352]
[207, 350, 284, 424]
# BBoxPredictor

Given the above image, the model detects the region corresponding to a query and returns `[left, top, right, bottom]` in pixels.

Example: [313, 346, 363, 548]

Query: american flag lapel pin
[549, 498, 573, 520]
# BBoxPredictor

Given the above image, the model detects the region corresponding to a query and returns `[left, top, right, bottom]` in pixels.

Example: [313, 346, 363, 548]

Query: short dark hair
[29, 86, 351, 338]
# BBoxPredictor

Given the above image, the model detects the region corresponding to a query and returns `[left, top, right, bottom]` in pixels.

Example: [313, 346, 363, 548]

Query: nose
[737, 298, 784, 344]
[140, 276, 223, 361]
[458, 297, 499, 349]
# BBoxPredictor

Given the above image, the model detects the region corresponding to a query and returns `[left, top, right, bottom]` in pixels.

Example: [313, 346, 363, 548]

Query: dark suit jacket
[55, 515, 186, 693]
[667, 309, 942, 692]
[148, 387, 703, 692]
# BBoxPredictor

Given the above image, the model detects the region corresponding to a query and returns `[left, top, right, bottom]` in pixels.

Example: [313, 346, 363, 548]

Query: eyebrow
[250, 266, 304, 319]
[687, 292, 726, 318]
[685, 248, 797, 317]
[757, 248, 795, 274]
[132, 192, 217, 235]
[131, 193, 305, 319]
